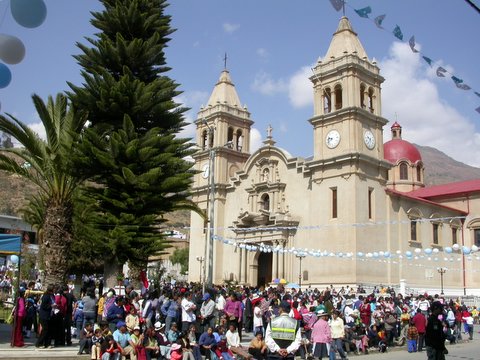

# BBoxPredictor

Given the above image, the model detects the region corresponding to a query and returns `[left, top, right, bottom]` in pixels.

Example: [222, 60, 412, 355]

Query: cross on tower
[223, 53, 228, 70]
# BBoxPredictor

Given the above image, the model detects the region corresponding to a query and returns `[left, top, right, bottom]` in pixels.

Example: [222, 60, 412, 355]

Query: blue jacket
[161, 299, 179, 318]
[107, 304, 125, 324]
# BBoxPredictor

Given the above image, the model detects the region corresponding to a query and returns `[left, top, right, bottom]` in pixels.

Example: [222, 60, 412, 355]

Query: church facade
[188, 17, 480, 295]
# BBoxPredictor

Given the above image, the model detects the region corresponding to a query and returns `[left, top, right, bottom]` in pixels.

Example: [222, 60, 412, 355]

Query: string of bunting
[213, 233, 480, 262]
[329, 0, 480, 114]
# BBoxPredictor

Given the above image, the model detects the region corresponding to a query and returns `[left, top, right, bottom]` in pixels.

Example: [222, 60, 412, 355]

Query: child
[406, 321, 419, 353]
[24, 298, 36, 338]
[125, 307, 140, 334]
[462, 312, 474, 340]
[91, 328, 105, 360]
[101, 335, 122, 360]
[74, 301, 85, 338]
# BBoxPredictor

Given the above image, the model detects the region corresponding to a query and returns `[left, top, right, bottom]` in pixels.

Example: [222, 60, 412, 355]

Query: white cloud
[380, 42, 480, 167]
[250, 127, 262, 153]
[279, 122, 288, 133]
[251, 71, 287, 96]
[28, 121, 46, 141]
[288, 66, 313, 108]
[178, 113, 196, 140]
[223, 23, 240, 34]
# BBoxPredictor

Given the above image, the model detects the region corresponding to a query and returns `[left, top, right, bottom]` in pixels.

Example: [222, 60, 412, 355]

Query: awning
[0, 234, 21, 255]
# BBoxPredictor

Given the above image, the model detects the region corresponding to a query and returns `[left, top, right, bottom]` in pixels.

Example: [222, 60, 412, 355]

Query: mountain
[415, 144, 480, 186]
[1, 144, 480, 217]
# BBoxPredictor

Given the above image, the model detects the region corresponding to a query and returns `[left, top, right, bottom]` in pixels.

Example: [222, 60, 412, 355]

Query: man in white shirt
[181, 292, 196, 332]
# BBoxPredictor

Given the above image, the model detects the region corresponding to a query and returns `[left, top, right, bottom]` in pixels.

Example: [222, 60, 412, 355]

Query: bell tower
[189, 68, 253, 284]
[309, 16, 390, 166]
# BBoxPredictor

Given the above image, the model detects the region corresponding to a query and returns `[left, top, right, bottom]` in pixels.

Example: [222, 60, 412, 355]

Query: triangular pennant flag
[408, 36, 419, 53]
[355, 6, 372, 18]
[476, 106, 480, 114]
[329, 0, 344, 11]
[393, 25, 403, 41]
[436, 67, 447, 77]
[457, 83, 472, 90]
[475, 92, 480, 98]
[451, 76, 463, 85]
[422, 56, 433, 66]
[374, 14, 386, 29]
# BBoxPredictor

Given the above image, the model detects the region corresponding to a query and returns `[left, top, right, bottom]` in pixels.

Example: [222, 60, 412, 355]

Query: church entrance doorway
[257, 252, 273, 287]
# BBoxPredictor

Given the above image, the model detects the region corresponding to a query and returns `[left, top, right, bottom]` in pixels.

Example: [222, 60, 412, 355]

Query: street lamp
[296, 253, 306, 288]
[196, 256, 204, 285]
[437, 267, 447, 295]
[202, 119, 216, 287]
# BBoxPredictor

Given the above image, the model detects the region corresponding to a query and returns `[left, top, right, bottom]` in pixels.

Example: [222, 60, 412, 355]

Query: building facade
[188, 17, 480, 295]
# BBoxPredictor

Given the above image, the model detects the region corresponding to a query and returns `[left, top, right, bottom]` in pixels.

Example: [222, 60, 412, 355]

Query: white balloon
[0, 33, 25, 64]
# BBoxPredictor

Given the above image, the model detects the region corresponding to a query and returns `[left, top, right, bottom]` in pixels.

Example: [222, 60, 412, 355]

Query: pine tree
[68, 0, 196, 286]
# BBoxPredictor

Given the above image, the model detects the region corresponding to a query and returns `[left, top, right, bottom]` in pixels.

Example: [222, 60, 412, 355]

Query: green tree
[170, 247, 189, 275]
[0, 94, 87, 285]
[68, 0, 196, 287]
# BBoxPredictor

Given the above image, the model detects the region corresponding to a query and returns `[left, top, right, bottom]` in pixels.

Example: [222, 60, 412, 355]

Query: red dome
[384, 139, 422, 163]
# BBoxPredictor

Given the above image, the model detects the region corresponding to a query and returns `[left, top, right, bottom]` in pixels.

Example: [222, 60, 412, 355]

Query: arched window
[399, 163, 408, 180]
[368, 87, 374, 113]
[323, 88, 332, 114]
[360, 84, 366, 109]
[334, 84, 343, 110]
[236, 129, 243, 151]
[208, 131, 214, 148]
[261, 193, 270, 211]
[202, 130, 208, 150]
[416, 166, 422, 182]
[227, 127, 234, 149]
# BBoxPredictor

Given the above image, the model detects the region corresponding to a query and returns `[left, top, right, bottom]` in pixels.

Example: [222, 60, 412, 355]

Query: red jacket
[412, 313, 427, 333]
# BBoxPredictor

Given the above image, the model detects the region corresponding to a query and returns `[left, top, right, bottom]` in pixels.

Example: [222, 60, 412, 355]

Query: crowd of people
[9, 279, 479, 360]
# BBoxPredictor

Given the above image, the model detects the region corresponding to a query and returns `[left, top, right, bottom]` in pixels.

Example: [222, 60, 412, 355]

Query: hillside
[416, 145, 480, 186]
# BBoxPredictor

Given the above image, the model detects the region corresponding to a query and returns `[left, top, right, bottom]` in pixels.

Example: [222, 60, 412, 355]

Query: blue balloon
[424, 248, 433, 255]
[383, 251, 391, 258]
[0, 63, 11, 88]
[463, 246, 471, 255]
[357, 252, 364, 257]
[444, 246, 452, 254]
[405, 251, 412, 257]
[10, 254, 19, 264]
[11, 0, 47, 28]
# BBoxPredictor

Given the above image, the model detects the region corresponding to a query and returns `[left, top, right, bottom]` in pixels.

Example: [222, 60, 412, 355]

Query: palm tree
[0, 93, 87, 285]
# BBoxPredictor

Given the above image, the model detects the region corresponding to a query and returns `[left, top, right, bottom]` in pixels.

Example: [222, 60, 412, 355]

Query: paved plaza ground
[0, 322, 478, 360]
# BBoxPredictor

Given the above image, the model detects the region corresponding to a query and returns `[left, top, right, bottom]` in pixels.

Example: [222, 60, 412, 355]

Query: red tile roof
[386, 188, 467, 215]
[409, 179, 480, 199]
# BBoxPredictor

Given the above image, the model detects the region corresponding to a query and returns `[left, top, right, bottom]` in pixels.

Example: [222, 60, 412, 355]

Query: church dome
[383, 122, 422, 163]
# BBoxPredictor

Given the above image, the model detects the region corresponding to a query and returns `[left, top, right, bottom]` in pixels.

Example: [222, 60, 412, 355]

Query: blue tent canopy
[0, 234, 21, 254]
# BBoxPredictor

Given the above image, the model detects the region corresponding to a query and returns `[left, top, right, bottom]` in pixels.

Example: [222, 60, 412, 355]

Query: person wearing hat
[343, 299, 356, 327]
[200, 293, 216, 333]
[112, 321, 137, 360]
[265, 300, 301, 360]
[425, 301, 448, 360]
[154, 321, 172, 359]
[310, 309, 331, 359]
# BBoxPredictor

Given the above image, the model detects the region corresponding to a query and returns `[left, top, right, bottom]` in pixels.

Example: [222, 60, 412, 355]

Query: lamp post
[203, 120, 216, 287]
[437, 267, 447, 295]
[296, 253, 306, 288]
[196, 256, 204, 285]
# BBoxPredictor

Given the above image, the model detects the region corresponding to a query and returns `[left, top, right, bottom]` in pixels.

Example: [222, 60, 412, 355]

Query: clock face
[364, 130, 376, 150]
[201, 163, 210, 179]
[326, 130, 341, 149]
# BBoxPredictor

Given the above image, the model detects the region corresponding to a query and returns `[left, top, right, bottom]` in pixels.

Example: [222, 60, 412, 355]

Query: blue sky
[1, 0, 480, 166]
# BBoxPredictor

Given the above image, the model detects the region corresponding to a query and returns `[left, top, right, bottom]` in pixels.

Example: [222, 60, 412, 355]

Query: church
[187, 17, 480, 295]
